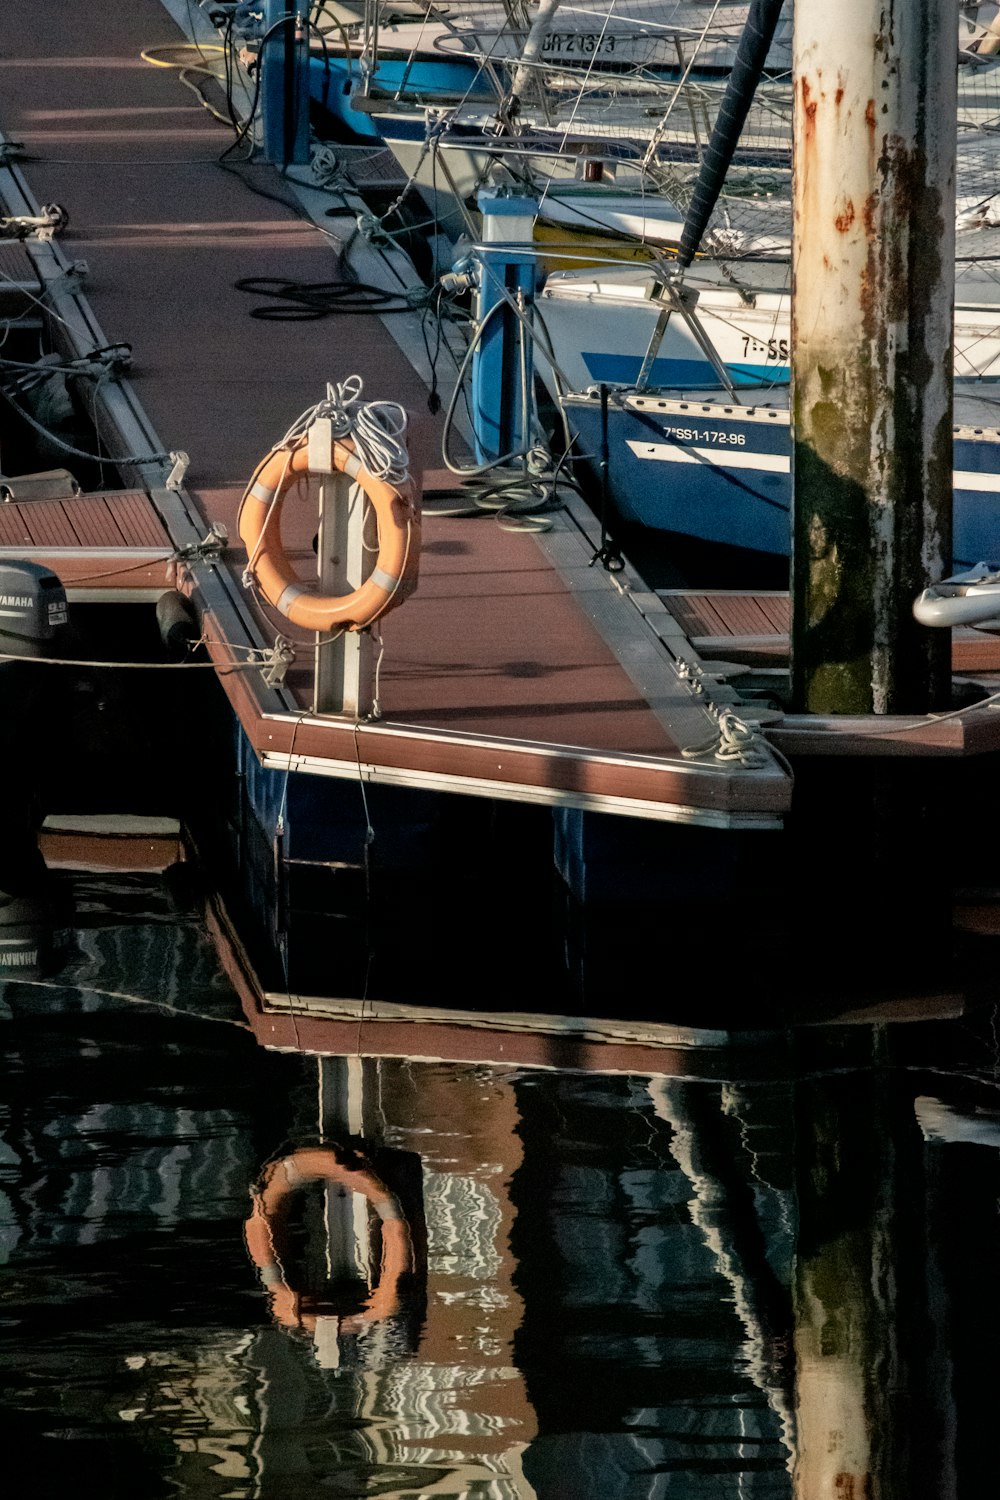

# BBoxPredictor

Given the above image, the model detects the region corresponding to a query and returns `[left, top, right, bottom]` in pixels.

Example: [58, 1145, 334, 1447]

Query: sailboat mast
[676, 0, 788, 269]
[509, 0, 563, 112]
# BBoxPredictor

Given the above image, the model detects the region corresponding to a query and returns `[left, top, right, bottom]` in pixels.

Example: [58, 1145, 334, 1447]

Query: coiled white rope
[712, 709, 770, 768]
[680, 702, 771, 769]
[282, 377, 410, 486]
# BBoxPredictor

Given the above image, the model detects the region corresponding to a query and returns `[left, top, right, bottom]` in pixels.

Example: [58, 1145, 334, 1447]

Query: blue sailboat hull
[309, 56, 486, 139]
[562, 392, 1000, 569]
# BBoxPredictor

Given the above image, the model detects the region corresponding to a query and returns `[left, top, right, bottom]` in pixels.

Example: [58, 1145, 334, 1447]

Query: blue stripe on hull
[565, 401, 1000, 566]
[582, 352, 791, 389]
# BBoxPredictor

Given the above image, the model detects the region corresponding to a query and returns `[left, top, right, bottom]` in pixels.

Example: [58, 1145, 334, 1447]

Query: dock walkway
[0, 0, 791, 830]
[665, 588, 1000, 756]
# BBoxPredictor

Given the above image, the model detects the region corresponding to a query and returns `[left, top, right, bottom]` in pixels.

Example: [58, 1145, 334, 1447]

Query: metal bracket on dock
[69, 342, 131, 379]
[165, 522, 229, 590]
[165, 451, 190, 492]
[675, 656, 710, 697]
[175, 521, 229, 563]
[249, 636, 295, 688]
[48, 260, 90, 297]
[0, 141, 26, 167]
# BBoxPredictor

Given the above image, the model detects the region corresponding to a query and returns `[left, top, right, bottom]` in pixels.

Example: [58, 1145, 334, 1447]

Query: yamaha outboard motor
[0, 558, 68, 657]
[0, 560, 68, 976]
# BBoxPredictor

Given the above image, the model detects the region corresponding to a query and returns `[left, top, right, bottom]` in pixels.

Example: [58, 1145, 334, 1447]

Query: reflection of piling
[791, 1056, 950, 1500]
[793, 1072, 900, 1495]
[791, 0, 956, 714]
[317, 1056, 375, 1286]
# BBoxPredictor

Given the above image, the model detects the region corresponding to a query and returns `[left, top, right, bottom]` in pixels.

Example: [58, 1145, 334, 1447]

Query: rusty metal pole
[791, 0, 956, 714]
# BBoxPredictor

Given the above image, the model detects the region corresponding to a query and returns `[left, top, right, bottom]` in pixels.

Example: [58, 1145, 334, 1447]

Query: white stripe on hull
[625, 441, 790, 473]
[625, 441, 1000, 492]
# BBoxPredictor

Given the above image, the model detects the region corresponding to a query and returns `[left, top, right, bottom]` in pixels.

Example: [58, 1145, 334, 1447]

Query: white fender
[913, 582, 1000, 629]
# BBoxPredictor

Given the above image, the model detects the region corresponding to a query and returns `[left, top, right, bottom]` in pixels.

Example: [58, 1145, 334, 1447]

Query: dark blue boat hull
[563, 393, 1000, 569]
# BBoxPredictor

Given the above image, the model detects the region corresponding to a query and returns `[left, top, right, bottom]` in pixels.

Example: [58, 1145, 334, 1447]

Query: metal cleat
[69, 343, 132, 379]
[175, 522, 229, 563]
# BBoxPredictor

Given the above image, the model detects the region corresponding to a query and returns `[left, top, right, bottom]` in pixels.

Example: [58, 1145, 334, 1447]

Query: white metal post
[310, 419, 376, 718]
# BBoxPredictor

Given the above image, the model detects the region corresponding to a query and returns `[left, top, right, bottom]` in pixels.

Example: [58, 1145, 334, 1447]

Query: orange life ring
[238, 433, 420, 632]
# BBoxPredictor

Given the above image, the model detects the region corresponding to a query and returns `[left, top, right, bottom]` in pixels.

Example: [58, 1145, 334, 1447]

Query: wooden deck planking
[657, 586, 1000, 756]
[61, 494, 142, 548]
[665, 588, 1000, 678]
[0, 0, 794, 824]
[662, 590, 790, 642]
[0, 489, 174, 595]
[0, 506, 35, 547]
[0, 490, 172, 552]
[109, 491, 174, 549]
[196, 603, 790, 821]
[188, 485, 695, 759]
[10, 500, 73, 549]
[660, 588, 1000, 677]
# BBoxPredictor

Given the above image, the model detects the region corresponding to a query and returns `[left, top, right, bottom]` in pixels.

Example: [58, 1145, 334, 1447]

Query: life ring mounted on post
[238, 426, 420, 634]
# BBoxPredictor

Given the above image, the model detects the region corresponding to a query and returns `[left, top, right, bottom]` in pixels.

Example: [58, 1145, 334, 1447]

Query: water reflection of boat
[6, 824, 1000, 1496]
[914, 1093, 1000, 1149]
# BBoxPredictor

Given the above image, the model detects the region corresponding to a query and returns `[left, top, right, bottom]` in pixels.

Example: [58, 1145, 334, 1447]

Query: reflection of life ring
[238, 437, 420, 633]
[244, 1147, 415, 1334]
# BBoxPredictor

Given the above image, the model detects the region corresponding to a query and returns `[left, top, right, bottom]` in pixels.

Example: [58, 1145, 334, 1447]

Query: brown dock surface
[0, 488, 174, 593]
[663, 587, 1000, 755]
[0, 0, 790, 827]
[663, 589, 1000, 675]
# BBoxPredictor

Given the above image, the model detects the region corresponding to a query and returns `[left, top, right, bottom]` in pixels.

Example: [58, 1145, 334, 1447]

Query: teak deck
[3, 0, 1000, 830]
[0, 489, 174, 594]
[0, 0, 792, 830]
[664, 589, 1000, 676]
[664, 588, 1000, 756]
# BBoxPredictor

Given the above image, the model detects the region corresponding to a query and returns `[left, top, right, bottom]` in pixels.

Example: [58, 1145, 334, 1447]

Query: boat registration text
[662, 427, 747, 445]
[542, 31, 617, 54]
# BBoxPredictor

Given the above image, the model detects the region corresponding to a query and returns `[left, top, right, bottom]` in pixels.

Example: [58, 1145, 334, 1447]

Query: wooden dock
[664, 588, 1000, 755]
[0, 489, 174, 596]
[0, 0, 791, 832]
[6, 0, 1000, 861]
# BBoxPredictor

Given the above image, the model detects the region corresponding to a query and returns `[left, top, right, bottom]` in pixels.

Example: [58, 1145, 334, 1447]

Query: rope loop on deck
[680, 706, 770, 769]
[712, 709, 769, 767]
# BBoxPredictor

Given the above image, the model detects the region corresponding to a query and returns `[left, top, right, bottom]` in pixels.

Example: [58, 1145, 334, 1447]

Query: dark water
[4, 856, 1000, 1498]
